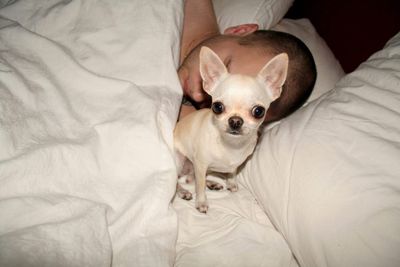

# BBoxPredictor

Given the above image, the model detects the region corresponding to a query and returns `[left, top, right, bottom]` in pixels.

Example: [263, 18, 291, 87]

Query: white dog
[174, 46, 288, 213]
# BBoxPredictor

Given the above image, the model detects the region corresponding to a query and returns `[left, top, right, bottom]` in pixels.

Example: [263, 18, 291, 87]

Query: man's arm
[179, 0, 219, 65]
[178, 0, 220, 120]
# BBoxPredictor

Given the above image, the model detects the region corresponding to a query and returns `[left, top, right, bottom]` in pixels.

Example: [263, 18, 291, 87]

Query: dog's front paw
[195, 200, 209, 213]
[226, 180, 238, 192]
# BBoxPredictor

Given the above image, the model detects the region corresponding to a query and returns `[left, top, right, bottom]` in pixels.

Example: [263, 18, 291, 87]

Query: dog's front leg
[226, 172, 239, 192]
[194, 162, 208, 213]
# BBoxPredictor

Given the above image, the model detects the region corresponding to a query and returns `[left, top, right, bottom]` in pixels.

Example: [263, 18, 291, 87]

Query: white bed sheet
[0, 1, 183, 266]
[173, 176, 298, 267]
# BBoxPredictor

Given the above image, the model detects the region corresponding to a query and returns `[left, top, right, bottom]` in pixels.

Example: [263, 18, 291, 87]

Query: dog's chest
[207, 141, 255, 173]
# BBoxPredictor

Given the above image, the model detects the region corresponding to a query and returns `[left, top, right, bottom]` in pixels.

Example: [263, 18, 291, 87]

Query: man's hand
[178, 64, 206, 103]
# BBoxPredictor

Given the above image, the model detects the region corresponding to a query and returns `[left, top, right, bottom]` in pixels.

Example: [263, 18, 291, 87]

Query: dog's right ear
[199, 46, 228, 95]
[257, 53, 288, 101]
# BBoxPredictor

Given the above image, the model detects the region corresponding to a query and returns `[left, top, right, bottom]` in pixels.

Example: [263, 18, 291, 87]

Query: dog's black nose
[228, 116, 243, 130]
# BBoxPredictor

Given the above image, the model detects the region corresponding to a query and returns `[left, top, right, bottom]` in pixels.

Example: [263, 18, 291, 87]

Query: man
[178, 0, 317, 123]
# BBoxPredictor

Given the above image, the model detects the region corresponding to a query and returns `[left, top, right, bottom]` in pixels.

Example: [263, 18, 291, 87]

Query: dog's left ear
[199, 46, 228, 95]
[257, 53, 288, 101]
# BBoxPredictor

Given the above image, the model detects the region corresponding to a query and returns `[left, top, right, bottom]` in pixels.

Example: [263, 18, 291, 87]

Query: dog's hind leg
[226, 172, 239, 192]
[176, 183, 193, 200]
[175, 151, 193, 200]
[206, 180, 224, 190]
[181, 158, 195, 184]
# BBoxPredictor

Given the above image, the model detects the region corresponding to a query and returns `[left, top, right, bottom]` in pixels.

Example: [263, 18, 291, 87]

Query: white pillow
[272, 19, 345, 103]
[213, 0, 293, 32]
[238, 31, 400, 267]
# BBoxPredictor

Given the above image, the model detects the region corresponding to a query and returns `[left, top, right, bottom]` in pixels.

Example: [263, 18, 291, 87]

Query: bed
[0, 0, 399, 266]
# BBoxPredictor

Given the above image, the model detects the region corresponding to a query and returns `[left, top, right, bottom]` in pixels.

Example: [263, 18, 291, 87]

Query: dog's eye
[211, 101, 225, 114]
[252, 105, 265, 119]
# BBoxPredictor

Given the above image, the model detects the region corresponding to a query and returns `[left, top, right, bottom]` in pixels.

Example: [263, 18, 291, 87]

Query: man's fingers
[187, 79, 206, 102]
[191, 91, 205, 102]
[178, 66, 206, 103]
[183, 85, 205, 102]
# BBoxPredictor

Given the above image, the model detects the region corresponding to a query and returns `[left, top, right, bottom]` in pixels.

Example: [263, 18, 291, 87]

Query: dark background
[285, 0, 400, 73]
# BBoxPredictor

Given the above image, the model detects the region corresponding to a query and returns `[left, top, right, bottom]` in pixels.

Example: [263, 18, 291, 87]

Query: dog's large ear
[257, 53, 288, 101]
[199, 46, 228, 94]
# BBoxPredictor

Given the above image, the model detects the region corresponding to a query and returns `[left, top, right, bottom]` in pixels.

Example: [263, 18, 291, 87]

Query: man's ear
[199, 46, 227, 94]
[223, 24, 259, 36]
[257, 53, 289, 101]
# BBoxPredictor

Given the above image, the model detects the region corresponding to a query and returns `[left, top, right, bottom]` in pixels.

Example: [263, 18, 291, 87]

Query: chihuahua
[174, 46, 288, 213]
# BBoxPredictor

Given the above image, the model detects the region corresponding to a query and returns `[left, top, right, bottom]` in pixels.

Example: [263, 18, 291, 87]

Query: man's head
[178, 25, 317, 123]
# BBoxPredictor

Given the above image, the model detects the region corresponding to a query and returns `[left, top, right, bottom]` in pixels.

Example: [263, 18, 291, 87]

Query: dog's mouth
[227, 129, 242, 136]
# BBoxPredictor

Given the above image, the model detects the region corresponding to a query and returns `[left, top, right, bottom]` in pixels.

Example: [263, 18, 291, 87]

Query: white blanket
[0, 1, 183, 266]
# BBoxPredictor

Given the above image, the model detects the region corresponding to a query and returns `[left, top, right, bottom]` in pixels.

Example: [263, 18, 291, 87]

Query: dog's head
[199, 46, 288, 137]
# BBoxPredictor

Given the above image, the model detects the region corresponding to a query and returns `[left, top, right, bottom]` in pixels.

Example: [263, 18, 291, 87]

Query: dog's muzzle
[228, 116, 243, 135]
